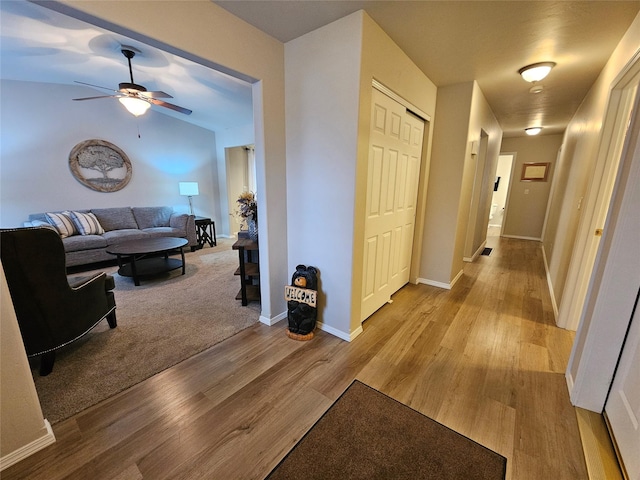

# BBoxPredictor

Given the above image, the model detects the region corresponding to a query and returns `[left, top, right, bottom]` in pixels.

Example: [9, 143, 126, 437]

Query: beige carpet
[32, 238, 260, 424]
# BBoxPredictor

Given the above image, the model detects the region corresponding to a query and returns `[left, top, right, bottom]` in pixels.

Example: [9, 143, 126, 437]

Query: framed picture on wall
[68, 139, 132, 192]
[521, 162, 550, 182]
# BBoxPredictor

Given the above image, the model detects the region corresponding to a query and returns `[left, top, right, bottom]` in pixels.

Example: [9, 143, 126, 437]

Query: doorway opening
[487, 153, 515, 237]
[225, 145, 256, 237]
[463, 130, 493, 261]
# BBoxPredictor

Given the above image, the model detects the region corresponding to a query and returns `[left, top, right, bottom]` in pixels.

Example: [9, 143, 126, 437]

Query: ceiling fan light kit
[73, 47, 192, 117]
[118, 96, 151, 116]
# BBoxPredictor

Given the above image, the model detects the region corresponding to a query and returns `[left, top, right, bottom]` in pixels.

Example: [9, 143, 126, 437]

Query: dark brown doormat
[266, 381, 506, 480]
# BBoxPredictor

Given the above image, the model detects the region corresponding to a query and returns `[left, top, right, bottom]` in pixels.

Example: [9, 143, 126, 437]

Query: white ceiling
[216, 0, 640, 137]
[2, 1, 639, 137]
[0, 1, 254, 133]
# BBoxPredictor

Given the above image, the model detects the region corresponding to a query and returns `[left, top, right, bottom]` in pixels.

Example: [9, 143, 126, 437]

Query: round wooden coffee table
[106, 237, 188, 286]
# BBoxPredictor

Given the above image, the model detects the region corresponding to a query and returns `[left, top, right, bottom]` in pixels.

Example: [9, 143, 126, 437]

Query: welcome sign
[285, 285, 317, 307]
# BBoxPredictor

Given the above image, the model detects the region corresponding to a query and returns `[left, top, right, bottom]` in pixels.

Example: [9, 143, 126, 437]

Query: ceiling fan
[73, 47, 192, 116]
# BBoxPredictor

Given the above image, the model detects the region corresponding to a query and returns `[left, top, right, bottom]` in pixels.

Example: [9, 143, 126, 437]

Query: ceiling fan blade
[139, 90, 173, 99]
[149, 98, 192, 115]
[73, 95, 121, 101]
[74, 80, 118, 93]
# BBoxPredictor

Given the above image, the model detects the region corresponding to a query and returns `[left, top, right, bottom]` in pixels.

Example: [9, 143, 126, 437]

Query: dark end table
[194, 216, 217, 249]
[106, 237, 188, 286]
[232, 237, 260, 305]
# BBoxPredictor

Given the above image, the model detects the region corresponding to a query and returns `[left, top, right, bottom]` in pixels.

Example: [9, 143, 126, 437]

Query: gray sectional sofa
[25, 206, 197, 268]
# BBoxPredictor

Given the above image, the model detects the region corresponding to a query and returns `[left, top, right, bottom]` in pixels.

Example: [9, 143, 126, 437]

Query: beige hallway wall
[421, 81, 502, 286]
[285, 11, 438, 338]
[500, 134, 563, 239]
[544, 13, 640, 311]
[1, 265, 54, 468]
[457, 82, 502, 269]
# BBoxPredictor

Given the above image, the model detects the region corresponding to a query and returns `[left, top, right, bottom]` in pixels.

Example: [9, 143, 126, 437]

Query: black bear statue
[286, 265, 318, 340]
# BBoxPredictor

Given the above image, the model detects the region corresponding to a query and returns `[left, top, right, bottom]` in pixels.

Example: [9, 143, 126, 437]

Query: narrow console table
[194, 216, 217, 249]
[232, 237, 260, 306]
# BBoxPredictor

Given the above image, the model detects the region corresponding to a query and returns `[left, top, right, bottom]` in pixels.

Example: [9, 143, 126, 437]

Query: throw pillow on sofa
[45, 211, 77, 238]
[91, 207, 138, 231]
[132, 206, 172, 229]
[70, 211, 105, 235]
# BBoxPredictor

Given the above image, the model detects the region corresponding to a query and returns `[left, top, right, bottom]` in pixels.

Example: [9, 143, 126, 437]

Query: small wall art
[69, 139, 132, 192]
[521, 162, 550, 182]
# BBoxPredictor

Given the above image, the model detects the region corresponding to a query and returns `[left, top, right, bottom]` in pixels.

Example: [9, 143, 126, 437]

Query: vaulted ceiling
[0, 1, 253, 133]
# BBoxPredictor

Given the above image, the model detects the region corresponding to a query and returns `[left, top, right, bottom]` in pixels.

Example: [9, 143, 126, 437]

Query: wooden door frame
[558, 51, 640, 331]
[496, 152, 517, 237]
[463, 130, 493, 261]
[567, 52, 640, 411]
[225, 145, 250, 237]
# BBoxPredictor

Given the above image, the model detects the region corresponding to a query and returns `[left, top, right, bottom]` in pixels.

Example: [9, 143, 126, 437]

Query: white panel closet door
[602, 119, 640, 479]
[605, 296, 640, 480]
[361, 88, 424, 322]
[599, 89, 640, 480]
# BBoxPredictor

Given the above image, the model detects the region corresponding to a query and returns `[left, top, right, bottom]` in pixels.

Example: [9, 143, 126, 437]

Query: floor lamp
[179, 182, 199, 216]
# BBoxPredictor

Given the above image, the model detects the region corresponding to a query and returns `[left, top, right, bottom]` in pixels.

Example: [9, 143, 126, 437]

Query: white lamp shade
[179, 182, 199, 196]
[525, 127, 542, 136]
[519, 62, 555, 83]
[119, 96, 151, 116]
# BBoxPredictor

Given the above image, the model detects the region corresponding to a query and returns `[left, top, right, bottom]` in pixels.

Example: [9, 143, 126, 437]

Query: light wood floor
[4, 235, 588, 480]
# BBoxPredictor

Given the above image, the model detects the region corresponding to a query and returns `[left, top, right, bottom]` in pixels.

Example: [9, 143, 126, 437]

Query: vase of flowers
[248, 219, 258, 240]
[236, 191, 258, 240]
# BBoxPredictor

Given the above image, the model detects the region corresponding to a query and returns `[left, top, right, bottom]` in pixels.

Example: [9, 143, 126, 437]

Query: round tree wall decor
[69, 139, 132, 192]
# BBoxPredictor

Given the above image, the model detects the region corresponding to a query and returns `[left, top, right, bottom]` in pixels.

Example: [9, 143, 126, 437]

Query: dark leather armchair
[0, 227, 117, 375]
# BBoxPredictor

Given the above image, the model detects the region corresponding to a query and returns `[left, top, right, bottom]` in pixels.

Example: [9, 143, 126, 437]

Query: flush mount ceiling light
[525, 127, 542, 136]
[519, 62, 556, 83]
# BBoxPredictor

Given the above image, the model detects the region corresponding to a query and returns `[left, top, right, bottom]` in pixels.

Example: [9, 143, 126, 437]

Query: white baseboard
[450, 269, 464, 288]
[260, 311, 286, 326]
[501, 234, 541, 241]
[464, 240, 487, 262]
[0, 420, 55, 472]
[541, 246, 559, 321]
[566, 370, 575, 401]
[269, 313, 361, 342]
[417, 269, 463, 290]
[316, 321, 362, 342]
[417, 278, 450, 289]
